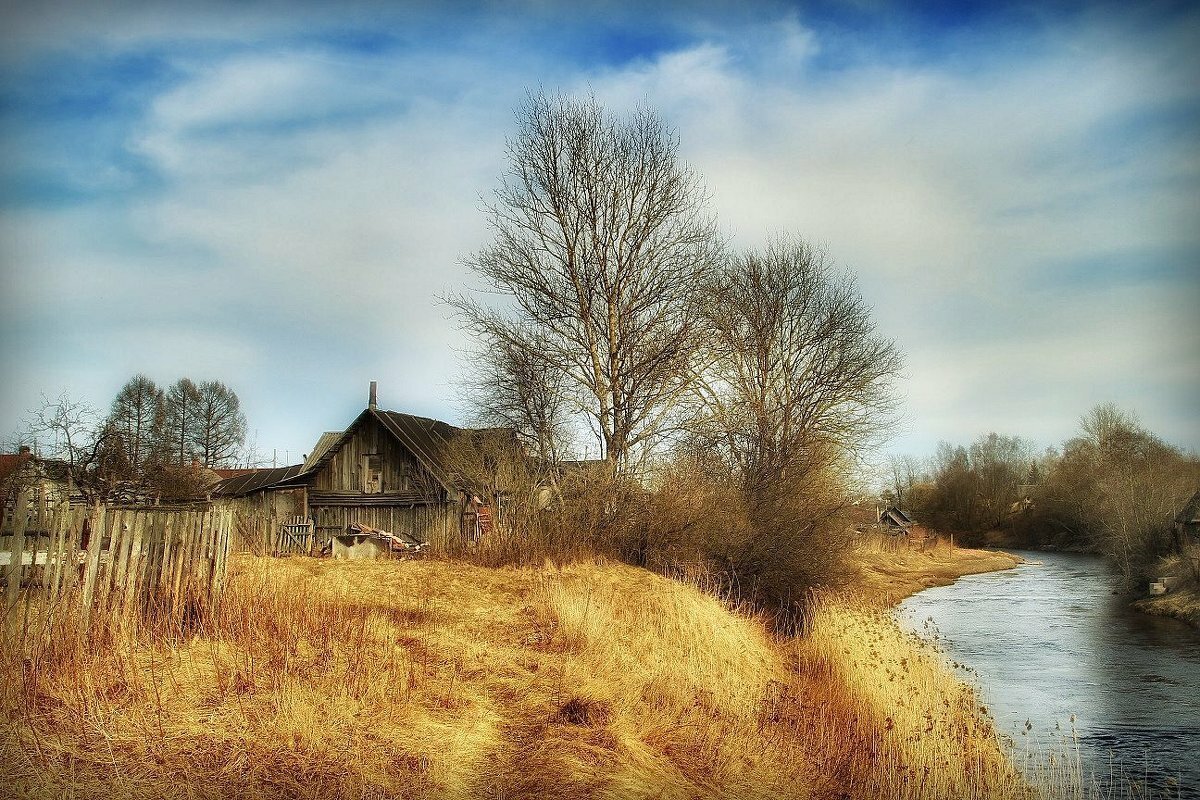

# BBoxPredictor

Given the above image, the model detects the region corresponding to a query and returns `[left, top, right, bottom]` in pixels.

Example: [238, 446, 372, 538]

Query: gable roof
[880, 506, 914, 527]
[1176, 491, 1200, 526]
[330, 409, 462, 494]
[303, 432, 342, 473]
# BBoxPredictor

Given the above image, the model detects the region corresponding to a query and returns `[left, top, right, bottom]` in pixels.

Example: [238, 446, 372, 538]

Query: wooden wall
[309, 503, 456, 551]
[311, 416, 438, 495]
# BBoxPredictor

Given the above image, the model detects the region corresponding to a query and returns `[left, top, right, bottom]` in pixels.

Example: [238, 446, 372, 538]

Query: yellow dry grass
[847, 535, 1023, 607]
[796, 593, 1030, 800]
[1, 551, 1039, 799]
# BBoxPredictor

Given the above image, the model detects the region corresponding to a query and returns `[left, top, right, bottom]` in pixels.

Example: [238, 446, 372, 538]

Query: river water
[896, 551, 1200, 799]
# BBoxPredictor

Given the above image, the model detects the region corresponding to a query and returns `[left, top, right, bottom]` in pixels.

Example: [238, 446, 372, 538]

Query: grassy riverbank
[846, 535, 1023, 606]
[1134, 587, 1200, 627]
[1, 546, 1027, 799]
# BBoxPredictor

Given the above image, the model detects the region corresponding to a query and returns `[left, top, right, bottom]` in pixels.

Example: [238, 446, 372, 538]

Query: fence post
[79, 503, 107, 633]
[120, 511, 147, 618]
[4, 490, 30, 610]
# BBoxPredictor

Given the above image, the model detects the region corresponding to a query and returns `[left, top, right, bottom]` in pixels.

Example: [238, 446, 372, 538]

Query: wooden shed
[1174, 491, 1200, 579]
[213, 383, 505, 553]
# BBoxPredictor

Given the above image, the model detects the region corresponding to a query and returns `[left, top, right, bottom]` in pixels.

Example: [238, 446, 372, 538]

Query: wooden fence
[231, 510, 317, 556]
[1, 500, 234, 633]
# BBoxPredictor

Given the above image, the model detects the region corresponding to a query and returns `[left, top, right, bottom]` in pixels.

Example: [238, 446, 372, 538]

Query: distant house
[1171, 494, 1200, 563]
[213, 383, 509, 552]
[1, 447, 72, 517]
[878, 505, 914, 533]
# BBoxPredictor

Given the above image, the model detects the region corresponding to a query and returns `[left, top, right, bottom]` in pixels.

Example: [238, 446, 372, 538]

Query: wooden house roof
[213, 407, 500, 499]
[303, 432, 342, 473]
[880, 506, 914, 528]
[1176, 491, 1200, 526]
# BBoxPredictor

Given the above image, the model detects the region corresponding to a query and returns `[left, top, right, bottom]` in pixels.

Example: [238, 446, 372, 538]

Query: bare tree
[106, 374, 164, 478]
[162, 378, 201, 466]
[454, 91, 720, 479]
[190, 380, 247, 468]
[21, 393, 120, 504]
[462, 322, 573, 466]
[694, 237, 902, 500]
[671, 236, 903, 605]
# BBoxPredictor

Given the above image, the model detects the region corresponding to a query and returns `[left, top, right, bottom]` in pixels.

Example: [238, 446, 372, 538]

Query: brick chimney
[369, 380, 378, 411]
[18, 445, 31, 461]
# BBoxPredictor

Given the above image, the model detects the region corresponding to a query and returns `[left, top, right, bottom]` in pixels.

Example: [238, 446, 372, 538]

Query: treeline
[893, 404, 1200, 585]
[17, 374, 248, 503]
[450, 92, 902, 613]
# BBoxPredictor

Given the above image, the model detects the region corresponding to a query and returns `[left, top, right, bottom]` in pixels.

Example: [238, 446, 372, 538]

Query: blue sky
[1, 0, 1197, 467]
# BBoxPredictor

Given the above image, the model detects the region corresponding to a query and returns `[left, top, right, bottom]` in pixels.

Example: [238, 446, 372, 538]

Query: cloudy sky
[1, 0, 1197, 466]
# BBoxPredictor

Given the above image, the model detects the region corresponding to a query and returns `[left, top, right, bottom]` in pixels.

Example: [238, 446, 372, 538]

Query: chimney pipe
[369, 381, 378, 411]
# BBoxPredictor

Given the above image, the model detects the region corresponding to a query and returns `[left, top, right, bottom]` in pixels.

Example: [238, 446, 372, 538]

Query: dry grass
[846, 534, 1023, 607]
[795, 592, 1031, 800]
[1, 551, 1043, 799]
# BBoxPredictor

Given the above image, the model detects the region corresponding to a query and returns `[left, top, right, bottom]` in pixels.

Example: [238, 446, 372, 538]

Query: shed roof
[213, 464, 305, 497]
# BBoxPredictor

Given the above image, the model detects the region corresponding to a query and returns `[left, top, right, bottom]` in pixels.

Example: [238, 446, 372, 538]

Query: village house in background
[0, 446, 72, 519]
[212, 383, 504, 555]
[1175, 490, 1200, 581]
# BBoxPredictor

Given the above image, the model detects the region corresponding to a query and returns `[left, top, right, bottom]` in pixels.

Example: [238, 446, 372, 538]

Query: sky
[1, 0, 1197, 467]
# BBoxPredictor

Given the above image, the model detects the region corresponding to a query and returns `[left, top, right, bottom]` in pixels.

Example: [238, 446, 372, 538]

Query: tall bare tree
[455, 91, 720, 479]
[162, 378, 201, 466]
[694, 237, 902, 499]
[106, 374, 164, 477]
[191, 380, 247, 468]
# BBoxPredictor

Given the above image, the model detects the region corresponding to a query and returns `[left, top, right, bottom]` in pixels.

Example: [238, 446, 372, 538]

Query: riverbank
[0, 544, 1031, 800]
[1134, 586, 1200, 627]
[846, 535, 1023, 607]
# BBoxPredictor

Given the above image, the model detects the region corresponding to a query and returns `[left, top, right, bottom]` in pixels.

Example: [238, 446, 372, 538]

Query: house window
[364, 454, 382, 494]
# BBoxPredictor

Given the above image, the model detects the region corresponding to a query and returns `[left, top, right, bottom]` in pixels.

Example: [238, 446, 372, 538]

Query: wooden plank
[169, 511, 190, 620]
[121, 511, 147, 617]
[95, 508, 117, 613]
[4, 489, 30, 608]
[79, 504, 107, 633]
[196, 510, 213, 601]
[40, 506, 62, 605]
[210, 510, 229, 604]
[158, 511, 174, 597]
[185, 511, 204, 612]
[106, 510, 132, 618]
[56, 508, 80, 596]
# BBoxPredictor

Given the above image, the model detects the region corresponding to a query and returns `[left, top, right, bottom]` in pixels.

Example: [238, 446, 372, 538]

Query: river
[896, 551, 1200, 799]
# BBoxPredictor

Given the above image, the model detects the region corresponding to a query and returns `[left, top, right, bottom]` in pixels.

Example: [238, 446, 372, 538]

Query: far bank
[844, 534, 1022, 607]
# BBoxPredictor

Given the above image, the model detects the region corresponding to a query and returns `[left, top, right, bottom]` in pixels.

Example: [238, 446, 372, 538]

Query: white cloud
[2, 7, 1196, 461]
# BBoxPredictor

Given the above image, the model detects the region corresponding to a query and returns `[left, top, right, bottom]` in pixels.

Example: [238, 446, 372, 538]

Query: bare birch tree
[455, 91, 719, 479]
[695, 237, 902, 499]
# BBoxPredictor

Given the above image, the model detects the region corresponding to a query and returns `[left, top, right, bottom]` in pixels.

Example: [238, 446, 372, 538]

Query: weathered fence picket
[1, 505, 234, 636]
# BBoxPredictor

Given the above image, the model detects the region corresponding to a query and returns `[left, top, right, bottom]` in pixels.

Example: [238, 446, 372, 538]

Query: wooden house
[213, 383, 505, 552]
[1, 447, 72, 518]
[878, 505, 914, 534]
[1169, 490, 1200, 582]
